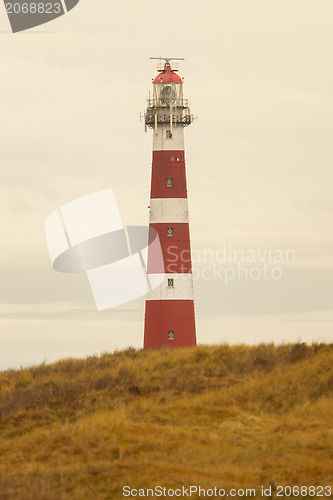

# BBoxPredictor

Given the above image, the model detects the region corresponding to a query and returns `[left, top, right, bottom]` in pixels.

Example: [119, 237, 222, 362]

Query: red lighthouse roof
[153, 63, 183, 84]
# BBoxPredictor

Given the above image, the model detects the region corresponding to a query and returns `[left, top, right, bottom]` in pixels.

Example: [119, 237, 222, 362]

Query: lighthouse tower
[144, 58, 196, 349]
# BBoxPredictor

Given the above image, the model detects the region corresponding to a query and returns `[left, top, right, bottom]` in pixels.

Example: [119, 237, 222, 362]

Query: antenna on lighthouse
[150, 57, 185, 63]
[150, 57, 185, 71]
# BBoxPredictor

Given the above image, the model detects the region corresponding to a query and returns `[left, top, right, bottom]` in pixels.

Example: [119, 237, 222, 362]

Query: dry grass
[0, 343, 333, 499]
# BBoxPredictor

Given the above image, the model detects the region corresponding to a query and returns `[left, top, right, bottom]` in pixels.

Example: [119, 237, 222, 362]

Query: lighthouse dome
[153, 63, 182, 84]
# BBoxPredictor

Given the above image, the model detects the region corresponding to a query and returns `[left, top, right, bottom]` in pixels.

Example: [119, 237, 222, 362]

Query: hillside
[0, 343, 333, 499]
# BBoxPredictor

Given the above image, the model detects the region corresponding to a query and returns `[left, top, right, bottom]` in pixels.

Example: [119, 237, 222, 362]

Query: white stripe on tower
[148, 274, 194, 300]
[153, 125, 184, 151]
[149, 199, 189, 224]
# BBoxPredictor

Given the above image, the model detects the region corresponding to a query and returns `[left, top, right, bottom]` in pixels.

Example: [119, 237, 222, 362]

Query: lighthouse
[143, 58, 197, 349]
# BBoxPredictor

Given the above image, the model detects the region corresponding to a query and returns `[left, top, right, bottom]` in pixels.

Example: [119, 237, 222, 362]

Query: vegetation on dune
[0, 343, 333, 499]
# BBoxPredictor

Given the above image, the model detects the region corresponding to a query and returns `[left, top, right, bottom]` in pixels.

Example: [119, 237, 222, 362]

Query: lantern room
[152, 61, 184, 106]
[144, 58, 193, 131]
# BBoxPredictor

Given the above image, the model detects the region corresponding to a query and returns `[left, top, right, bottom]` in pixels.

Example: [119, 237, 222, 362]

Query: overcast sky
[0, 0, 332, 369]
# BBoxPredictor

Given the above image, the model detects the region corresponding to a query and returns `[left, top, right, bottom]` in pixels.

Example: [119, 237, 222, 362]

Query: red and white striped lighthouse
[144, 58, 196, 349]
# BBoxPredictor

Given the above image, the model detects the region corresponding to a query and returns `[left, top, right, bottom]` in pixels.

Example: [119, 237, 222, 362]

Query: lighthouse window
[170, 156, 175, 162]
[168, 331, 175, 341]
[166, 130, 172, 139]
[176, 157, 180, 162]
[167, 227, 174, 237]
[166, 177, 173, 187]
[168, 278, 174, 287]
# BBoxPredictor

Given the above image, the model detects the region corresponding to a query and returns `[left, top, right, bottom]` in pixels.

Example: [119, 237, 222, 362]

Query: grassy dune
[0, 343, 333, 499]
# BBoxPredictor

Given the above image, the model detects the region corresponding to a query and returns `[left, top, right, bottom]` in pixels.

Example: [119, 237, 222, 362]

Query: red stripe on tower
[151, 151, 187, 198]
[147, 223, 192, 274]
[144, 58, 196, 349]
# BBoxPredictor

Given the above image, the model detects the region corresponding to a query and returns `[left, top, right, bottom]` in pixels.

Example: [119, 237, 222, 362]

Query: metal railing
[145, 113, 193, 127]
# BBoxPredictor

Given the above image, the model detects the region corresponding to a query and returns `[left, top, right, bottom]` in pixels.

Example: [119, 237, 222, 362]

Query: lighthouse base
[144, 300, 196, 349]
